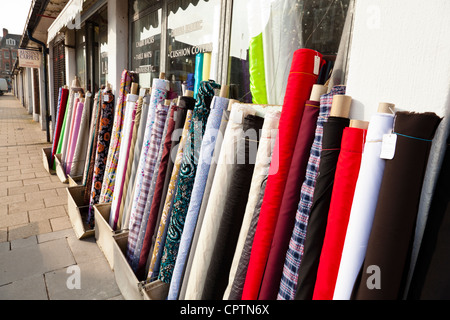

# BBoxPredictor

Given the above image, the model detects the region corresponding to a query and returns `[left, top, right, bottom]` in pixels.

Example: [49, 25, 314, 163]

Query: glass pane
[131, 8, 162, 88]
[228, 0, 350, 105]
[130, 0, 155, 17]
[75, 28, 86, 89]
[166, 0, 221, 95]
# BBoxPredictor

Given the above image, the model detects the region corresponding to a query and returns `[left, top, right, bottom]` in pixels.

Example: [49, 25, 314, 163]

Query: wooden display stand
[66, 186, 94, 239]
[68, 175, 83, 187]
[54, 154, 68, 184]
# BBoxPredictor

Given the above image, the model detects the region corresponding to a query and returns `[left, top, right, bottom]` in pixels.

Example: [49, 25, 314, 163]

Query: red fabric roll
[312, 127, 367, 300]
[242, 48, 323, 300]
[51, 87, 69, 167]
[258, 100, 320, 300]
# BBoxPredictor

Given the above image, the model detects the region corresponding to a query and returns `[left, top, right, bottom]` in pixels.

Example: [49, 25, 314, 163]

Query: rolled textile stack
[158, 80, 221, 284]
[242, 48, 324, 300]
[259, 84, 327, 300]
[224, 109, 281, 300]
[333, 105, 395, 300]
[51, 87, 69, 168]
[278, 85, 347, 300]
[202, 114, 265, 300]
[183, 102, 258, 300]
[167, 93, 230, 300]
[86, 89, 115, 227]
[69, 92, 93, 177]
[351, 111, 441, 300]
[100, 70, 135, 204]
[294, 96, 353, 300]
[312, 123, 368, 300]
[109, 84, 140, 230]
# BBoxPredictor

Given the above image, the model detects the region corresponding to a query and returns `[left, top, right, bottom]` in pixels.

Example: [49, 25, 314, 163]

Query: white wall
[346, 0, 450, 121]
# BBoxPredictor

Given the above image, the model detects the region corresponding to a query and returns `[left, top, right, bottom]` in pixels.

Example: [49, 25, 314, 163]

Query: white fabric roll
[333, 112, 394, 300]
[109, 93, 139, 228]
[183, 103, 257, 300]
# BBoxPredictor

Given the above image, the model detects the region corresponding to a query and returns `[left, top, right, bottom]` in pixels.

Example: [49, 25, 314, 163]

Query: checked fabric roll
[351, 111, 441, 300]
[242, 48, 324, 300]
[312, 126, 367, 300]
[294, 115, 350, 300]
[333, 112, 395, 300]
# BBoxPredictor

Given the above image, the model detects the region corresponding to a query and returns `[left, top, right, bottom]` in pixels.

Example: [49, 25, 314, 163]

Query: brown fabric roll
[352, 111, 441, 300]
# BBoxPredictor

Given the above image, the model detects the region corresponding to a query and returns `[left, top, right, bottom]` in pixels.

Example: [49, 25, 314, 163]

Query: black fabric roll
[407, 132, 450, 299]
[294, 116, 350, 300]
[228, 177, 268, 300]
[202, 114, 265, 300]
[352, 111, 441, 300]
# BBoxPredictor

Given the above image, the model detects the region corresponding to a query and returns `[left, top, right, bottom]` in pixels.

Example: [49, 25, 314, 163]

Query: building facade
[0, 29, 21, 91]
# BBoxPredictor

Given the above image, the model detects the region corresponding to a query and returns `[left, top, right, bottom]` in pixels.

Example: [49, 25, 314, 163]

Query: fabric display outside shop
[50, 42, 446, 301]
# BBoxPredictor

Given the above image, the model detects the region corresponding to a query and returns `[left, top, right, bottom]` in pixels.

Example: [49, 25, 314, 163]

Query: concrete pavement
[0, 93, 123, 300]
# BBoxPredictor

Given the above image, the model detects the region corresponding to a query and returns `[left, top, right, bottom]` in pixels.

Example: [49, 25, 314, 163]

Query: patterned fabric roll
[100, 70, 134, 204]
[158, 80, 221, 284]
[86, 90, 115, 227]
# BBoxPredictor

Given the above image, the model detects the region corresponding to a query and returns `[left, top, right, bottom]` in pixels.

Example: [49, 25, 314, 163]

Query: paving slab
[0, 274, 48, 300]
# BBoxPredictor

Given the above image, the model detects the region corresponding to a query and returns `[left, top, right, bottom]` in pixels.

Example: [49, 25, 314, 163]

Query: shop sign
[18, 49, 42, 68]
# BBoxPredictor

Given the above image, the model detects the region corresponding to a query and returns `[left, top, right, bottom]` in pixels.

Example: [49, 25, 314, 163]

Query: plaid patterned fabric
[126, 103, 170, 263]
[277, 86, 346, 300]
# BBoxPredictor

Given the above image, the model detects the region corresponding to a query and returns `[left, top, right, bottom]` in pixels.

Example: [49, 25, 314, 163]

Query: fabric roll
[183, 103, 258, 300]
[60, 88, 82, 170]
[259, 100, 321, 300]
[131, 101, 174, 273]
[82, 91, 100, 185]
[404, 114, 450, 298]
[146, 109, 194, 281]
[135, 105, 178, 280]
[202, 52, 212, 81]
[179, 110, 231, 300]
[333, 113, 395, 300]
[158, 80, 221, 284]
[121, 93, 151, 230]
[293, 116, 350, 300]
[65, 99, 85, 175]
[100, 70, 134, 204]
[69, 93, 92, 177]
[167, 96, 229, 300]
[63, 95, 81, 172]
[278, 85, 346, 300]
[125, 79, 169, 231]
[109, 93, 140, 229]
[312, 126, 367, 300]
[202, 114, 265, 300]
[352, 111, 441, 300]
[194, 53, 204, 99]
[51, 87, 69, 167]
[228, 177, 268, 300]
[86, 90, 115, 227]
[242, 48, 324, 300]
[126, 102, 170, 265]
[407, 128, 450, 300]
[83, 91, 103, 204]
[223, 109, 281, 300]
[54, 91, 72, 170]
[116, 94, 146, 231]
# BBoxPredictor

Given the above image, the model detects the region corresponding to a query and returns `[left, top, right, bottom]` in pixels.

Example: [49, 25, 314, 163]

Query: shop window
[130, 2, 162, 88]
[75, 28, 87, 89]
[166, 0, 221, 95]
[227, 0, 351, 105]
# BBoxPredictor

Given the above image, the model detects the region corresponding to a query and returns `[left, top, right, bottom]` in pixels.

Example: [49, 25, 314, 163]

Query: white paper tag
[314, 55, 321, 75]
[104, 94, 109, 102]
[380, 134, 397, 160]
[232, 109, 243, 124]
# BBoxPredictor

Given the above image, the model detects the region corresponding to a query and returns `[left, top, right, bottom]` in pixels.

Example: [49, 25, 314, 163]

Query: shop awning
[47, 0, 84, 43]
